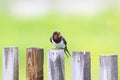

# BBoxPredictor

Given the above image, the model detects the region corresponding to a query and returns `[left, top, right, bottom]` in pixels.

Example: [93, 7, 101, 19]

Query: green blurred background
[0, 0, 120, 80]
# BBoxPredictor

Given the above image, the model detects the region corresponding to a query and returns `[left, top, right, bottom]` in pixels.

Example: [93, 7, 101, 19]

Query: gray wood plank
[2, 47, 18, 80]
[100, 55, 118, 80]
[72, 51, 91, 80]
[48, 49, 64, 80]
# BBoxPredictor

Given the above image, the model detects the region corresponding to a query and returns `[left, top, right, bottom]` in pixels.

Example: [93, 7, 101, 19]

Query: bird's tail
[64, 47, 71, 57]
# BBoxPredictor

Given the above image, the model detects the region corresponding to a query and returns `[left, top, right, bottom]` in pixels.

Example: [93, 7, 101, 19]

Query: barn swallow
[50, 31, 71, 57]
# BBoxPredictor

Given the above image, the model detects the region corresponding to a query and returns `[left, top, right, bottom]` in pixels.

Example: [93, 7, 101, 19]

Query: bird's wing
[62, 37, 71, 57]
[50, 37, 52, 43]
[62, 37, 67, 45]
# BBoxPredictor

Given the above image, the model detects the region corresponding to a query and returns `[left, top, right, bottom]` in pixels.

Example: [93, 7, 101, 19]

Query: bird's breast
[52, 39, 65, 49]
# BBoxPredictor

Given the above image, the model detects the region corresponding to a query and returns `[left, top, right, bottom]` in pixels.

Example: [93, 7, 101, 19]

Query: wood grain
[2, 47, 19, 80]
[100, 55, 118, 80]
[72, 51, 91, 80]
[26, 48, 44, 80]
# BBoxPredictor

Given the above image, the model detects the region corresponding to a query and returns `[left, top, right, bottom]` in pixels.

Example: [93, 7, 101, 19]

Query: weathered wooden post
[72, 51, 91, 80]
[26, 48, 44, 80]
[2, 47, 19, 80]
[48, 49, 64, 80]
[100, 55, 118, 80]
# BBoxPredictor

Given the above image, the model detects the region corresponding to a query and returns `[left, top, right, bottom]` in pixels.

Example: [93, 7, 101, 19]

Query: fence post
[72, 51, 91, 80]
[26, 48, 44, 80]
[48, 49, 64, 80]
[100, 55, 118, 80]
[2, 47, 19, 80]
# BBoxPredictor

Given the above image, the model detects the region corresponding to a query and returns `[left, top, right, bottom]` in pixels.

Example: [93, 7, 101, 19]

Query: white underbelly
[52, 40, 65, 49]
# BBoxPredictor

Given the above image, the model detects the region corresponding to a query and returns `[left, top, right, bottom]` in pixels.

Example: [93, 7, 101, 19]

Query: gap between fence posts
[72, 51, 91, 80]
[26, 48, 44, 80]
[48, 49, 65, 80]
[100, 55, 118, 80]
[2, 47, 19, 80]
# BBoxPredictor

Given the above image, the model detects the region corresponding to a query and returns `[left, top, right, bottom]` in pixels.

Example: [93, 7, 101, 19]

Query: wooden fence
[2, 47, 118, 80]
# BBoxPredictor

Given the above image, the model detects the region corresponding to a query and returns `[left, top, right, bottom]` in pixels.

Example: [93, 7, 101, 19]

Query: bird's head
[53, 31, 61, 40]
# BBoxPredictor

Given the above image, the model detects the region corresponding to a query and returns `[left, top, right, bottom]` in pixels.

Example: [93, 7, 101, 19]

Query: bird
[50, 31, 71, 57]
